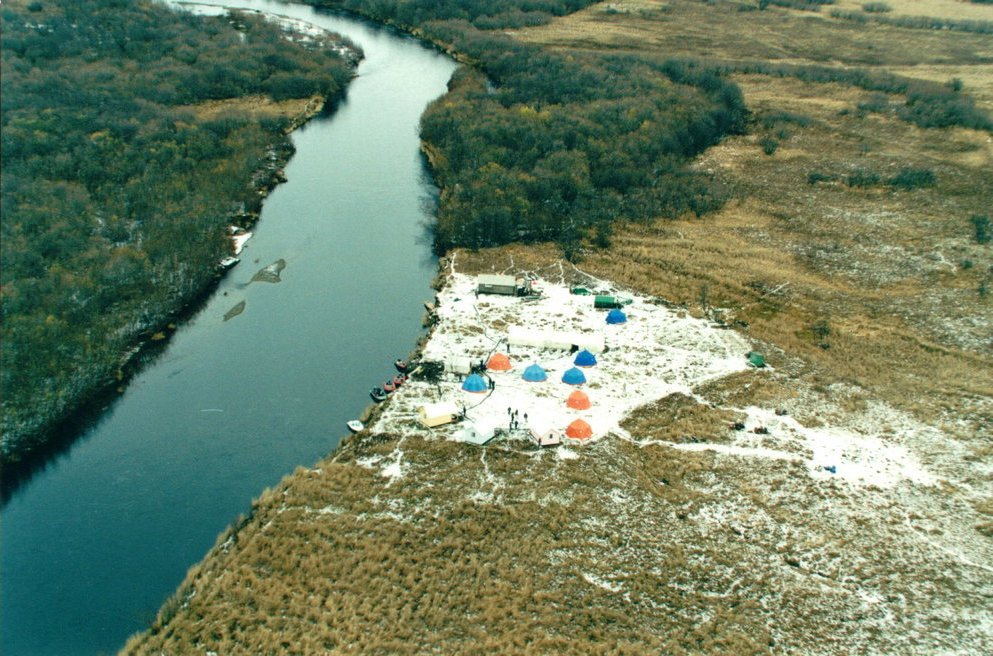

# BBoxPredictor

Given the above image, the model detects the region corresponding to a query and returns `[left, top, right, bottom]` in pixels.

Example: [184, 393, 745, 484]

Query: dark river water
[0, 3, 456, 653]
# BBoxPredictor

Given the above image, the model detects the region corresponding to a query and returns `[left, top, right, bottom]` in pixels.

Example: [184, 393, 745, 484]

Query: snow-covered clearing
[370, 268, 940, 491]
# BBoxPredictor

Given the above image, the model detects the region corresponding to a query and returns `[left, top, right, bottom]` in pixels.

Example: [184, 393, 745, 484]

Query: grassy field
[127, 1, 992, 653]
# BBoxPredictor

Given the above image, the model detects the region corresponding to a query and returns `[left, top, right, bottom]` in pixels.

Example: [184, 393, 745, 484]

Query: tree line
[1, 0, 356, 464]
[311, 0, 747, 253]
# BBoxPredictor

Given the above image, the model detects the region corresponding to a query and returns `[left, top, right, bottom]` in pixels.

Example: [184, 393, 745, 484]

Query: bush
[807, 171, 835, 185]
[759, 136, 779, 155]
[861, 2, 890, 12]
[887, 167, 936, 190]
[847, 168, 881, 188]
[972, 215, 991, 244]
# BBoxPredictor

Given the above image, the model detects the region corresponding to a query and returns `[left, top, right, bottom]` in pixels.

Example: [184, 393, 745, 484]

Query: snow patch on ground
[374, 270, 749, 442]
[373, 271, 943, 490]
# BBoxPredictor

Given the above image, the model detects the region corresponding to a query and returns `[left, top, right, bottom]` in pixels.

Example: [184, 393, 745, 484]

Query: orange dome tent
[565, 419, 593, 440]
[487, 352, 512, 372]
[566, 390, 591, 410]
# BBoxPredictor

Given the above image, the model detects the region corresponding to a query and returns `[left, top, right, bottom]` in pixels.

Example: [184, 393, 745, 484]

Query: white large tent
[507, 326, 605, 354]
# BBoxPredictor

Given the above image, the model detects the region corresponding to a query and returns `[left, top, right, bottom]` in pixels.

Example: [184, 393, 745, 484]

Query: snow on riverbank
[369, 268, 939, 491]
[371, 271, 748, 442]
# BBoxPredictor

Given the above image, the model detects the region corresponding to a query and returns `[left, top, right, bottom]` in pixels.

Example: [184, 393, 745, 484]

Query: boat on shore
[370, 387, 388, 402]
[346, 419, 364, 433]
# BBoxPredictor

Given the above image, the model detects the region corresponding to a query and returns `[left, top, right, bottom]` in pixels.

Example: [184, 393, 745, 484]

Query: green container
[747, 351, 766, 368]
[594, 295, 621, 309]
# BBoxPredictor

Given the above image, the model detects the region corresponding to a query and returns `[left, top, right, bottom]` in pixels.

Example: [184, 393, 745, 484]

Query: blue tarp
[561, 367, 587, 385]
[606, 309, 627, 325]
[462, 373, 488, 393]
[574, 349, 597, 367]
[521, 363, 547, 382]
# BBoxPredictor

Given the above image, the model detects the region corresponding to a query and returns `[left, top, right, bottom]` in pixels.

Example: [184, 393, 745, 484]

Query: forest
[0, 0, 355, 464]
[311, 0, 747, 252]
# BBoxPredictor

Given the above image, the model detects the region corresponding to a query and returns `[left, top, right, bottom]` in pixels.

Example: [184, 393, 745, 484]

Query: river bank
[0, 16, 361, 491]
[1, 6, 458, 652]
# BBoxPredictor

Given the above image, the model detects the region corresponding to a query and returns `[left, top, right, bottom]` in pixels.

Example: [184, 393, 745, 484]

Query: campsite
[367, 259, 942, 491]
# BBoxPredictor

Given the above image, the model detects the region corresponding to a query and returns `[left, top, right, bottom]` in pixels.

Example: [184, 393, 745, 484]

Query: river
[0, 3, 456, 654]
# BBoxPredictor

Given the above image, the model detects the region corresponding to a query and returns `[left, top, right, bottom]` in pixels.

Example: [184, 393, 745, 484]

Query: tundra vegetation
[0, 0, 355, 468]
[131, 0, 992, 654]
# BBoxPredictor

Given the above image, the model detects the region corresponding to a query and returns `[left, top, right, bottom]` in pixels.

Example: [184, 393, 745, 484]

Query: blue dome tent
[521, 364, 547, 382]
[462, 373, 488, 393]
[574, 349, 597, 368]
[561, 367, 587, 386]
[606, 309, 627, 325]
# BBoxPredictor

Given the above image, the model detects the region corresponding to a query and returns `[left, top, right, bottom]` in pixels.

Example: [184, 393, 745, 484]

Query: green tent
[747, 351, 766, 368]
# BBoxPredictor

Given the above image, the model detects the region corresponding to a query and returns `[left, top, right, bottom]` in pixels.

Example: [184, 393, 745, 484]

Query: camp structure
[487, 352, 512, 372]
[529, 420, 562, 447]
[606, 309, 627, 325]
[747, 351, 766, 368]
[476, 274, 532, 297]
[444, 356, 473, 375]
[458, 422, 496, 446]
[521, 363, 547, 382]
[462, 373, 489, 393]
[561, 367, 587, 386]
[507, 326, 605, 354]
[566, 389, 591, 410]
[593, 295, 632, 309]
[574, 349, 597, 368]
[565, 419, 593, 440]
[418, 401, 461, 428]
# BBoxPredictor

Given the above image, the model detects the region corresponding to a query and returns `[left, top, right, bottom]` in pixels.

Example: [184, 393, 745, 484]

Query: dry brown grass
[832, 0, 993, 21]
[515, 0, 993, 75]
[620, 392, 744, 443]
[178, 94, 324, 126]
[127, 423, 992, 654]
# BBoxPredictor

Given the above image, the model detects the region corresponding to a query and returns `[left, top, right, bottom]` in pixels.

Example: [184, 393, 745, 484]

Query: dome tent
[566, 389, 591, 410]
[574, 349, 597, 368]
[561, 367, 587, 386]
[461, 373, 488, 393]
[606, 309, 627, 325]
[521, 363, 547, 382]
[487, 352, 512, 371]
[565, 419, 593, 439]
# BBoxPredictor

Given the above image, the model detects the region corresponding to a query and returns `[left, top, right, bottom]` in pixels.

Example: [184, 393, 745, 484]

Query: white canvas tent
[457, 422, 496, 446]
[508, 326, 605, 354]
[443, 356, 474, 375]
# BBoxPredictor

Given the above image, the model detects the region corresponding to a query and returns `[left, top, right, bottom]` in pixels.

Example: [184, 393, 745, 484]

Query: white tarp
[508, 326, 605, 354]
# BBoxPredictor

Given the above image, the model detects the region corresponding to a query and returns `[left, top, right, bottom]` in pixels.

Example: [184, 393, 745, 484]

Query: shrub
[861, 2, 891, 12]
[847, 168, 881, 188]
[760, 136, 779, 155]
[971, 215, 991, 244]
[807, 171, 835, 185]
[887, 167, 936, 190]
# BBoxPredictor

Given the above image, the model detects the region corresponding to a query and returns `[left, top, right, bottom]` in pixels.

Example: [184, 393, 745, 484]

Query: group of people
[506, 407, 528, 431]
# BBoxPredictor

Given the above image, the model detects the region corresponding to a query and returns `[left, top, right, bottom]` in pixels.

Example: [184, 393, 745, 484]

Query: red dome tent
[566, 390, 591, 410]
[487, 352, 512, 371]
[565, 419, 593, 440]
